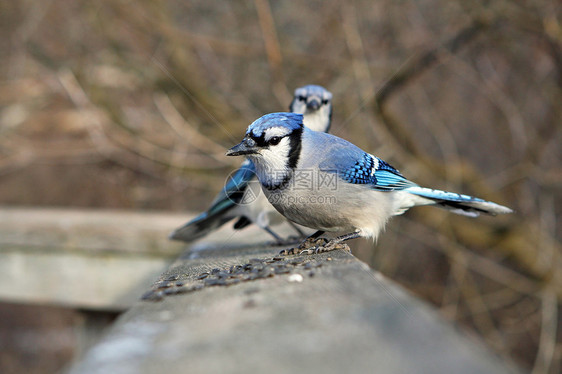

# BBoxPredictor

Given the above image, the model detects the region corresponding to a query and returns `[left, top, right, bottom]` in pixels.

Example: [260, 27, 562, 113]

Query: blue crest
[247, 112, 304, 137]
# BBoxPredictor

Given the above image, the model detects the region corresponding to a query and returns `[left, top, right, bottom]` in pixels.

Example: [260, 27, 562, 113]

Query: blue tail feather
[405, 186, 513, 217]
[168, 208, 237, 241]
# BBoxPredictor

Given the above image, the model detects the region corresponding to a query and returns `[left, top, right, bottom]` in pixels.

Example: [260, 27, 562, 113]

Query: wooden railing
[8, 207, 516, 374]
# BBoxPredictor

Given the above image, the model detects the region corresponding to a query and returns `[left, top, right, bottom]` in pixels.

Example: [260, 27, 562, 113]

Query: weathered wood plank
[0, 207, 188, 255]
[0, 247, 171, 310]
[0, 208, 192, 309]
[68, 243, 525, 374]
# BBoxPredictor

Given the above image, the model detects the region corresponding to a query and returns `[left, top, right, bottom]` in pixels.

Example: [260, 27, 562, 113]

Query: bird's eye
[322, 99, 329, 105]
[298, 95, 306, 101]
[269, 136, 282, 145]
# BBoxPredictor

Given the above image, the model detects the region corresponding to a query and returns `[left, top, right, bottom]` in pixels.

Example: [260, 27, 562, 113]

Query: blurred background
[1, 0, 561, 373]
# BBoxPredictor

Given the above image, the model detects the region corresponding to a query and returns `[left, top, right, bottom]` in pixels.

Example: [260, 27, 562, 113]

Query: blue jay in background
[169, 85, 333, 243]
[225, 112, 513, 252]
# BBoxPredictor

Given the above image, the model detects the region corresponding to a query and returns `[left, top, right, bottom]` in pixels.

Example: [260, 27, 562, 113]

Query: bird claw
[300, 237, 329, 249]
[317, 241, 351, 253]
[294, 237, 329, 255]
[278, 247, 297, 256]
[298, 248, 316, 255]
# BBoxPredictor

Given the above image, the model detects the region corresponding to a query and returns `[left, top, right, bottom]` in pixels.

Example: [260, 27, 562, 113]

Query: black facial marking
[261, 126, 303, 191]
[248, 133, 268, 147]
[287, 126, 302, 169]
[249, 124, 303, 149]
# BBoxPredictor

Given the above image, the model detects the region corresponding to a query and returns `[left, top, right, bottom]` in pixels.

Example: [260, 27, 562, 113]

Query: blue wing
[338, 152, 415, 191]
[169, 159, 257, 241]
[208, 159, 256, 213]
[313, 133, 512, 216]
[314, 133, 415, 191]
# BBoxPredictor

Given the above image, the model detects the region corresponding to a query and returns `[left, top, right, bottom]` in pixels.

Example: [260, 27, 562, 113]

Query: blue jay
[169, 85, 333, 243]
[225, 112, 513, 252]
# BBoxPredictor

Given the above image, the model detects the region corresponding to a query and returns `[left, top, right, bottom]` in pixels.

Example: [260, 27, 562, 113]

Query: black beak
[226, 137, 258, 156]
[306, 98, 320, 110]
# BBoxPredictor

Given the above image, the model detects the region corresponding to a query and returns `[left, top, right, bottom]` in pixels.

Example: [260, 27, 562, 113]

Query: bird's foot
[301, 237, 330, 249]
[318, 240, 351, 253]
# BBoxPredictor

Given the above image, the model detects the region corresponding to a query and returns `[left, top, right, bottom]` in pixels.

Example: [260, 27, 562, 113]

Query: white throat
[303, 109, 330, 132]
[249, 138, 293, 190]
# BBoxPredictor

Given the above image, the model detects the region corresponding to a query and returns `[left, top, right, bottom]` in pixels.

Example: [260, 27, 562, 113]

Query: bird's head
[226, 113, 304, 189]
[289, 85, 332, 133]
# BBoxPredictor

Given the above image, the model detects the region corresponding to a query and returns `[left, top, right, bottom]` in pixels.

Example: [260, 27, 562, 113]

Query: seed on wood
[141, 290, 154, 300]
[175, 284, 199, 294]
[156, 282, 172, 289]
[175, 287, 189, 294]
[165, 275, 179, 281]
[205, 278, 220, 286]
[273, 262, 289, 270]
[211, 268, 221, 274]
[197, 273, 209, 280]
[243, 274, 258, 281]
[175, 281, 184, 287]
[226, 278, 241, 286]
[257, 268, 273, 278]
[274, 267, 290, 275]
[141, 290, 164, 302]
